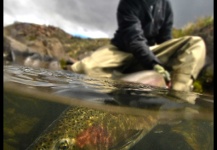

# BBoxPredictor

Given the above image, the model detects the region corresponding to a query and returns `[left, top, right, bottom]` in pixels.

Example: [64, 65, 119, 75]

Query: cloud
[4, 0, 119, 38]
[4, 0, 213, 38]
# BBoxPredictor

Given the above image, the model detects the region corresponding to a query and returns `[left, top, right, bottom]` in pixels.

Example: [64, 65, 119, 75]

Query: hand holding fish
[153, 64, 171, 88]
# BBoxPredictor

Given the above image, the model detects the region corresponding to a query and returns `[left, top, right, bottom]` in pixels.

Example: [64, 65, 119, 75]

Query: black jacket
[111, 0, 173, 69]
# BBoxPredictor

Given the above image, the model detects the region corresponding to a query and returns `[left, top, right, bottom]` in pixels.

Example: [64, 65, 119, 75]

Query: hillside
[4, 22, 110, 60]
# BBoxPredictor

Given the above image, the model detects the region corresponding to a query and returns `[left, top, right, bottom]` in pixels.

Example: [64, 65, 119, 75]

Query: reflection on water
[4, 65, 213, 150]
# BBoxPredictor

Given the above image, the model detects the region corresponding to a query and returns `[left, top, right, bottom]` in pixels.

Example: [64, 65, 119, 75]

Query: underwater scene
[4, 65, 213, 150]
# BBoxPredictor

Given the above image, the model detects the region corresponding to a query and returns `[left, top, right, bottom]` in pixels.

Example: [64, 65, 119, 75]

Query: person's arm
[156, 0, 173, 44]
[115, 0, 161, 69]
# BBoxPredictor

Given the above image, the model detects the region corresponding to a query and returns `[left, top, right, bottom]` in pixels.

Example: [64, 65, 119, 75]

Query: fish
[26, 106, 158, 150]
[25, 71, 168, 150]
[120, 70, 167, 88]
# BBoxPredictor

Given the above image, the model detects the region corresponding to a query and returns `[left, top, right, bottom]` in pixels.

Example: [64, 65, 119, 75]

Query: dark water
[4, 65, 213, 150]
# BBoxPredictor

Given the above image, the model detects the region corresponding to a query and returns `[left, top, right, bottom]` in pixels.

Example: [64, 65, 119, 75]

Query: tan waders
[150, 36, 206, 92]
[71, 36, 206, 102]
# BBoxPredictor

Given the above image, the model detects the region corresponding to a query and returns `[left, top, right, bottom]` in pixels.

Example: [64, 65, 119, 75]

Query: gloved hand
[153, 64, 171, 86]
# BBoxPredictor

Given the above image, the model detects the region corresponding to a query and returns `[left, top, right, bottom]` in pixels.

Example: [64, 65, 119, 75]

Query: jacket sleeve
[115, 0, 161, 69]
[156, 0, 173, 44]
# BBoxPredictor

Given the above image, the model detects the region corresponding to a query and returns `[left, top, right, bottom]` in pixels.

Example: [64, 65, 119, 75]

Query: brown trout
[26, 106, 158, 150]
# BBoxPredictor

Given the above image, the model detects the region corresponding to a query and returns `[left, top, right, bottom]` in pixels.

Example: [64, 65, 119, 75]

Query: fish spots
[76, 125, 112, 149]
[29, 107, 158, 149]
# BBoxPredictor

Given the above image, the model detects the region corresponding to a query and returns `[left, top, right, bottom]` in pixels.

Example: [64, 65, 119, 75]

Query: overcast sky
[4, 0, 213, 38]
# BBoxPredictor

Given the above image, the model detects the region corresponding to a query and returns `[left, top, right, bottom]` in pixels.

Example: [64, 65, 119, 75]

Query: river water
[3, 65, 213, 150]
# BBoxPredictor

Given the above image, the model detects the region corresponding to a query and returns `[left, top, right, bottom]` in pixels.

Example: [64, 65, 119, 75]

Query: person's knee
[189, 36, 206, 78]
[183, 35, 204, 43]
[190, 36, 205, 45]
[190, 35, 202, 40]
[189, 36, 206, 57]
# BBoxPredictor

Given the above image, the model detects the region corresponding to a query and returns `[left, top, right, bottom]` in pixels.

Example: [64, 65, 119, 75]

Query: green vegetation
[172, 16, 213, 38]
